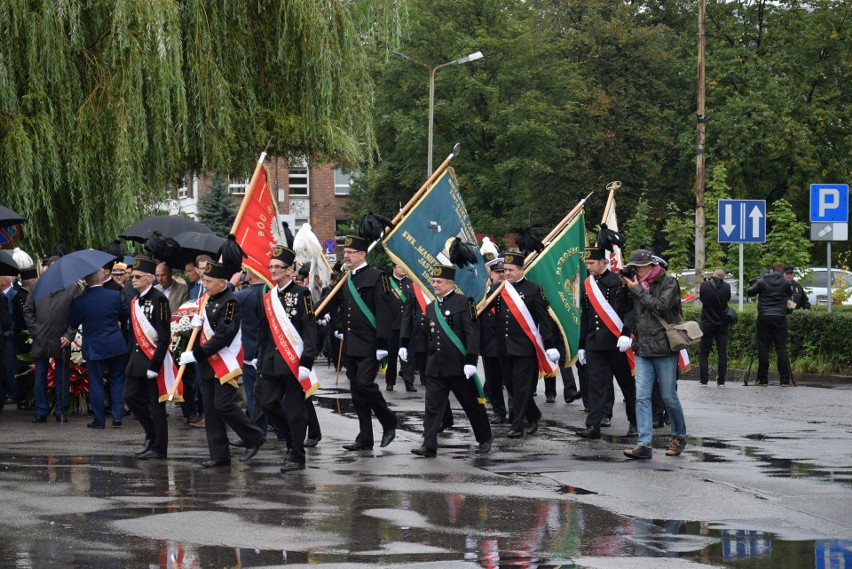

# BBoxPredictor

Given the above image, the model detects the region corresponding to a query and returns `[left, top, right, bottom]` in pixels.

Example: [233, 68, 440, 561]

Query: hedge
[681, 305, 852, 375]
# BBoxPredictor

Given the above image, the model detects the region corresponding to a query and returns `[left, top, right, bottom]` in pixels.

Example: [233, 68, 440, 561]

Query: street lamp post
[392, 50, 483, 177]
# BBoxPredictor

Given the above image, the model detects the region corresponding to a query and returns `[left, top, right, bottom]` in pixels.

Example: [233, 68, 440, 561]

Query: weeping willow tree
[0, 0, 404, 252]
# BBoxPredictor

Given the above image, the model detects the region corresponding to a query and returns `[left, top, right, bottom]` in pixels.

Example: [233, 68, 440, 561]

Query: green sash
[346, 275, 377, 329]
[432, 301, 486, 404]
[389, 277, 407, 303]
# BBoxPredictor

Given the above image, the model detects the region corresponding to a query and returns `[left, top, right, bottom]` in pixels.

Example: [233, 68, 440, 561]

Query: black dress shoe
[280, 460, 306, 472]
[405, 384, 418, 392]
[32, 415, 47, 423]
[545, 395, 556, 403]
[304, 436, 321, 448]
[229, 439, 247, 448]
[526, 420, 539, 435]
[410, 446, 437, 457]
[201, 458, 231, 468]
[577, 426, 601, 439]
[490, 415, 506, 425]
[385, 385, 394, 391]
[652, 419, 664, 428]
[134, 438, 154, 457]
[600, 417, 611, 427]
[626, 422, 638, 437]
[506, 429, 524, 438]
[564, 392, 581, 404]
[87, 421, 105, 429]
[112, 420, 122, 427]
[239, 442, 263, 462]
[137, 450, 166, 460]
[438, 421, 454, 433]
[380, 428, 396, 447]
[476, 439, 492, 453]
[343, 441, 373, 451]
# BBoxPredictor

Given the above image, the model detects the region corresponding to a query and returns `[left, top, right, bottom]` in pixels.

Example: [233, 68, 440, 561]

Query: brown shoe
[624, 445, 652, 459]
[189, 418, 206, 428]
[665, 437, 687, 456]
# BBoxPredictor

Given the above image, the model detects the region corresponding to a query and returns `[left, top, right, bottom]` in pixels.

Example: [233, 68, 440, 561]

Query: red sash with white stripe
[412, 282, 431, 314]
[198, 294, 243, 387]
[584, 276, 635, 370]
[131, 297, 182, 402]
[262, 289, 319, 397]
[500, 281, 558, 376]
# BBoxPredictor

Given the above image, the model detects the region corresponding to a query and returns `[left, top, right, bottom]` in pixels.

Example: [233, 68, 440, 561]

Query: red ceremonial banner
[233, 165, 277, 285]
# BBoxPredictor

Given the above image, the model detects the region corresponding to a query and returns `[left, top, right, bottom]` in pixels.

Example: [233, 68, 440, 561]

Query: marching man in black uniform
[331, 235, 398, 451]
[257, 246, 319, 472]
[386, 263, 417, 392]
[124, 255, 173, 459]
[480, 255, 508, 424]
[576, 246, 637, 439]
[178, 260, 265, 467]
[494, 251, 561, 438]
[407, 265, 492, 456]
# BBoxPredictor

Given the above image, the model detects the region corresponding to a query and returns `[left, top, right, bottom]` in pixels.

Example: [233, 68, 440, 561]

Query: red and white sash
[500, 281, 558, 376]
[131, 297, 182, 403]
[412, 282, 432, 314]
[584, 276, 636, 370]
[263, 289, 319, 397]
[198, 294, 243, 387]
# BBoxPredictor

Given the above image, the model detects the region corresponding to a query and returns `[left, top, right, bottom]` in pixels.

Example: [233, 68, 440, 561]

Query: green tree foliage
[623, 195, 656, 253]
[704, 162, 732, 270]
[663, 202, 695, 276]
[761, 198, 811, 270]
[0, 0, 403, 252]
[196, 175, 235, 238]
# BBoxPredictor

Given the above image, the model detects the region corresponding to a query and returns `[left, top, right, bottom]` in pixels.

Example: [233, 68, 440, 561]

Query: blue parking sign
[810, 184, 849, 222]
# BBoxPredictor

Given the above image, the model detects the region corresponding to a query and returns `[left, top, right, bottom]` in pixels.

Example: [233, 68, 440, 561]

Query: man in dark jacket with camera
[699, 268, 732, 387]
[747, 262, 793, 386]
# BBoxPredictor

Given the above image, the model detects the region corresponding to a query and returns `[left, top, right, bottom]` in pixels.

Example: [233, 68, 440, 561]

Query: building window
[177, 186, 189, 199]
[334, 168, 352, 196]
[289, 158, 309, 196]
[229, 179, 249, 196]
[294, 218, 309, 231]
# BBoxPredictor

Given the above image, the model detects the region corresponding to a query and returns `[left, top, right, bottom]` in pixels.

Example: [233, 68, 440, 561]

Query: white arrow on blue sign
[718, 199, 766, 243]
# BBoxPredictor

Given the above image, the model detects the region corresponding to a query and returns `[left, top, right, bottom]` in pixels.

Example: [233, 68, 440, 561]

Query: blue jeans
[87, 355, 126, 426]
[34, 356, 71, 417]
[634, 354, 686, 447]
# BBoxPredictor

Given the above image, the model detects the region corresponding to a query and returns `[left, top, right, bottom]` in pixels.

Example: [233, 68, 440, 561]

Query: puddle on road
[0, 452, 848, 568]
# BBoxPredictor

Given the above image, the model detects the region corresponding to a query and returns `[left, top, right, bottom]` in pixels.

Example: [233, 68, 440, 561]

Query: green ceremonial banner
[382, 167, 488, 304]
[524, 213, 587, 363]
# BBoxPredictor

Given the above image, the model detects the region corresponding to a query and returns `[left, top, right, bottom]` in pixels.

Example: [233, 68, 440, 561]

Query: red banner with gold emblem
[232, 164, 278, 286]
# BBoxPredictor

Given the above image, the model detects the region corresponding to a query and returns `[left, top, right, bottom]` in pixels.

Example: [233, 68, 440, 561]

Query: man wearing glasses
[331, 235, 398, 451]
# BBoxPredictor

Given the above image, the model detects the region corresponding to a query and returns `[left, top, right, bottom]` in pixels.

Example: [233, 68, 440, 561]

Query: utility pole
[694, 0, 707, 286]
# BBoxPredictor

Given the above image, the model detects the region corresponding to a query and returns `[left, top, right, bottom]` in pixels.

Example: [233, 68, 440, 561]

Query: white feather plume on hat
[12, 248, 34, 269]
[479, 237, 499, 258]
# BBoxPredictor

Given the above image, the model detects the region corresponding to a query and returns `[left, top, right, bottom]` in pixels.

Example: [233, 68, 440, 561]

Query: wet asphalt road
[0, 364, 850, 569]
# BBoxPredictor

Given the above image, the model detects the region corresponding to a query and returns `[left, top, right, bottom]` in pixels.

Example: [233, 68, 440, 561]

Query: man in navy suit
[64, 270, 130, 428]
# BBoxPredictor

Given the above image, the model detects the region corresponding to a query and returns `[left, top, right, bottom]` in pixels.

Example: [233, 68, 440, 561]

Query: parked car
[674, 269, 742, 304]
[797, 268, 852, 306]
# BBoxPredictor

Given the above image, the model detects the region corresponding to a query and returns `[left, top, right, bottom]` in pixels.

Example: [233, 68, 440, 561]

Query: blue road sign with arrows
[718, 200, 766, 243]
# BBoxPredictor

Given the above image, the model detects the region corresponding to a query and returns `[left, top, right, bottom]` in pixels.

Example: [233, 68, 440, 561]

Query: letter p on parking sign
[810, 184, 848, 223]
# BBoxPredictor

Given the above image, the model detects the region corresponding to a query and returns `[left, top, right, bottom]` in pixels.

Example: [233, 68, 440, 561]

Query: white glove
[245, 358, 257, 368]
[577, 349, 586, 365]
[545, 348, 560, 364]
[298, 366, 311, 380]
[376, 349, 389, 361]
[398, 347, 409, 362]
[463, 365, 477, 379]
[617, 336, 633, 352]
[190, 314, 204, 328]
[322, 313, 331, 324]
[146, 370, 158, 380]
[179, 351, 197, 366]
[334, 331, 344, 340]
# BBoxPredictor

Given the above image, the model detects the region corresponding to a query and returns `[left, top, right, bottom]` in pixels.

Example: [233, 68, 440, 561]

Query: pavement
[0, 362, 850, 568]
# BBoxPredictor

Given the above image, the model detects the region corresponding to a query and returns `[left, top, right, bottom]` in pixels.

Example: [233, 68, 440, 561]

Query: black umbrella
[120, 215, 213, 243]
[173, 231, 226, 266]
[31, 249, 115, 299]
[0, 250, 20, 276]
[0, 205, 27, 227]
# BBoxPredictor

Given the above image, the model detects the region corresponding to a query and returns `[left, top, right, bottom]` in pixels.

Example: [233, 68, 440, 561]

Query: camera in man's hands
[619, 266, 636, 280]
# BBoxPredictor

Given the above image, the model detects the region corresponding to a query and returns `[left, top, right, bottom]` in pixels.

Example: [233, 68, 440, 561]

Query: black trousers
[200, 375, 265, 460]
[700, 323, 729, 383]
[386, 330, 416, 387]
[306, 396, 321, 440]
[125, 374, 168, 454]
[422, 374, 492, 451]
[259, 372, 307, 463]
[482, 356, 506, 418]
[345, 355, 397, 446]
[544, 364, 580, 400]
[586, 349, 636, 428]
[501, 355, 541, 433]
[756, 316, 791, 384]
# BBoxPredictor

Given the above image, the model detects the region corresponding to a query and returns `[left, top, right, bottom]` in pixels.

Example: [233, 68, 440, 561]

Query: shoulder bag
[652, 312, 703, 352]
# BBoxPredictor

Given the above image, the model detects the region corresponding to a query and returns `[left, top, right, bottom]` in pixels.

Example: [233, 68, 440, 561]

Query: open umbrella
[173, 231, 226, 267]
[0, 250, 20, 276]
[0, 205, 27, 227]
[31, 249, 115, 300]
[120, 215, 213, 243]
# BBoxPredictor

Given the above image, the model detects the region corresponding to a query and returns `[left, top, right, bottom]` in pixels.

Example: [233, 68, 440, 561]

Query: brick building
[163, 157, 353, 248]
